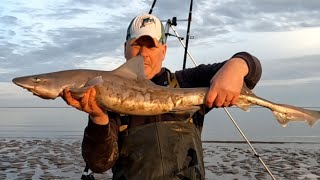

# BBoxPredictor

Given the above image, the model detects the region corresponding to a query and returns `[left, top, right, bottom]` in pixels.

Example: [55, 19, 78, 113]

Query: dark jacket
[81, 52, 262, 174]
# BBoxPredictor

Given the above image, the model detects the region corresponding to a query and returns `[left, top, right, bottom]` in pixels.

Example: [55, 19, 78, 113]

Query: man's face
[124, 36, 167, 79]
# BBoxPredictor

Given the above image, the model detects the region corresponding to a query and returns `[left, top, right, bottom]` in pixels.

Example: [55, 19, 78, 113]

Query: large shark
[12, 56, 320, 127]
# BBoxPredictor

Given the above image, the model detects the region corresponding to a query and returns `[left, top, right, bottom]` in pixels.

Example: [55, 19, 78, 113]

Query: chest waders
[112, 72, 205, 180]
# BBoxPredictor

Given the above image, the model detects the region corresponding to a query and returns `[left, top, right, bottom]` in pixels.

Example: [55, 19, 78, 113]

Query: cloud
[262, 54, 320, 80]
[191, 0, 320, 41]
[0, 15, 18, 25]
[257, 54, 320, 86]
[75, 56, 125, 70]
[0, 1, 153, 82]
[251, 0, 320, 12]
[1, 0, 320, 85]
[260, 77, 320, 87]
[0, 68, 17, 74]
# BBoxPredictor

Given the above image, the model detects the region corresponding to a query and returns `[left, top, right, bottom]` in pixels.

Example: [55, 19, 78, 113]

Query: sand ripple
[1, 138, 319, 180]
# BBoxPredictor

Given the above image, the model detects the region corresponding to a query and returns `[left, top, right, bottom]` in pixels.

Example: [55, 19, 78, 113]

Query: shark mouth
[23, 86, 55, 100]
[25, 87, 42, 98]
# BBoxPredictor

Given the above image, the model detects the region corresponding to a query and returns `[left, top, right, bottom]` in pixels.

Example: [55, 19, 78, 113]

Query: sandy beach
[1, 138, 319, 180]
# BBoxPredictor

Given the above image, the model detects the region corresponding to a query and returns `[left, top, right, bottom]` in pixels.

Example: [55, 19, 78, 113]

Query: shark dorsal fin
[112, 56, 146, 80]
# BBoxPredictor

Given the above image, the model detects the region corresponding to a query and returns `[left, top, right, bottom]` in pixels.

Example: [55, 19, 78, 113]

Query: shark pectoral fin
[70, 76, 103, 99]
[307, 119, 318, 127]
[303, 109, 320, 127]
[170, 106, 201, 116]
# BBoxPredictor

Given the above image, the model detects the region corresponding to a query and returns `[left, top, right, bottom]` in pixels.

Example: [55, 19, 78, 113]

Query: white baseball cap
[126, 13, 166, 45]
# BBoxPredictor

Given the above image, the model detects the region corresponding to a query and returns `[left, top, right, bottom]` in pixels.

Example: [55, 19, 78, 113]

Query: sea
[1, 106, 319, 143]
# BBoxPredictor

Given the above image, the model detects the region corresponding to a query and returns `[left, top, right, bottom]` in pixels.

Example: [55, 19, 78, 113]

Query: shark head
[12, 73, 73, 99]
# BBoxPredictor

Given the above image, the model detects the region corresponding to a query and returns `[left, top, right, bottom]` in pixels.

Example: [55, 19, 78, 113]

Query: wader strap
[166, 71, 194, 123]
[167, 71, 180, 88]
[118, 115, 129, 132]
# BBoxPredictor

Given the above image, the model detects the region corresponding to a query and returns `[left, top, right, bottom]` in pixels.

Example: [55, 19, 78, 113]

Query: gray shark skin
[12, 56, 320, 127]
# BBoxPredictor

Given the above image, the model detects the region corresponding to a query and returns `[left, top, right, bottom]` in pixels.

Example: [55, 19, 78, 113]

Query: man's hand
[61, 88, 109, 125]
[206, 57, 248, 108]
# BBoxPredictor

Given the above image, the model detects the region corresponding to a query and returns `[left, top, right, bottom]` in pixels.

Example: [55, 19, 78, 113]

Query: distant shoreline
[1, 137, 319, 144]
[202, 140, 320, 144]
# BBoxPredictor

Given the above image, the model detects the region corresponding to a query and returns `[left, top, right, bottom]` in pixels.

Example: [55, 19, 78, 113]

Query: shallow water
[0, 107, 319, 143]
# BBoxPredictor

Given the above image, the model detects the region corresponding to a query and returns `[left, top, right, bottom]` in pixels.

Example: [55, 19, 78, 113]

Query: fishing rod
[148, 0, 194, 68]
[170, 27, 277, 179]
[168, 25, 276, 178]
[224, 109, 276, 179]
[166, 21, 198, 66]
[159, 4, 276, 180]
[148, 0, 157, 14]
[182, 0, 193, 70]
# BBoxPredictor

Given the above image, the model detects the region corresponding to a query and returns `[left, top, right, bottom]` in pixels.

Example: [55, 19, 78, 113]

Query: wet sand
[0, 138, 319, 180]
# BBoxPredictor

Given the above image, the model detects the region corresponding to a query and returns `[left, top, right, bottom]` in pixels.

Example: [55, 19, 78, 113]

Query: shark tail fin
[70, 76, 103, 99]
[299, 108, 320, 127]
[272, 104, 320, 128]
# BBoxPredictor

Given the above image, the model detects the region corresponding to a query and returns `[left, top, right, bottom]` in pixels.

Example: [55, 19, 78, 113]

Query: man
[63, 13, 261, 180]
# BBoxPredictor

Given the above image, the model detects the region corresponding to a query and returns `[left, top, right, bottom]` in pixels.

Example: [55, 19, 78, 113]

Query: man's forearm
[82, 117, 119, 173]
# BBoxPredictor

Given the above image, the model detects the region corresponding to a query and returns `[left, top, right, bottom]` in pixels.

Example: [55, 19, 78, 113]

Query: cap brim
[128, 35, 160, 47]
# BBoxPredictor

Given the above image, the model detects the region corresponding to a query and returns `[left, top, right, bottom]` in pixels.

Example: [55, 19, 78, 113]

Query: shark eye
[32, 77, 41, 83]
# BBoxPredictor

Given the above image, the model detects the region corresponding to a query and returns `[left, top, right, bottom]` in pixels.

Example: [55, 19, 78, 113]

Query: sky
[0, 0, 320, 141]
